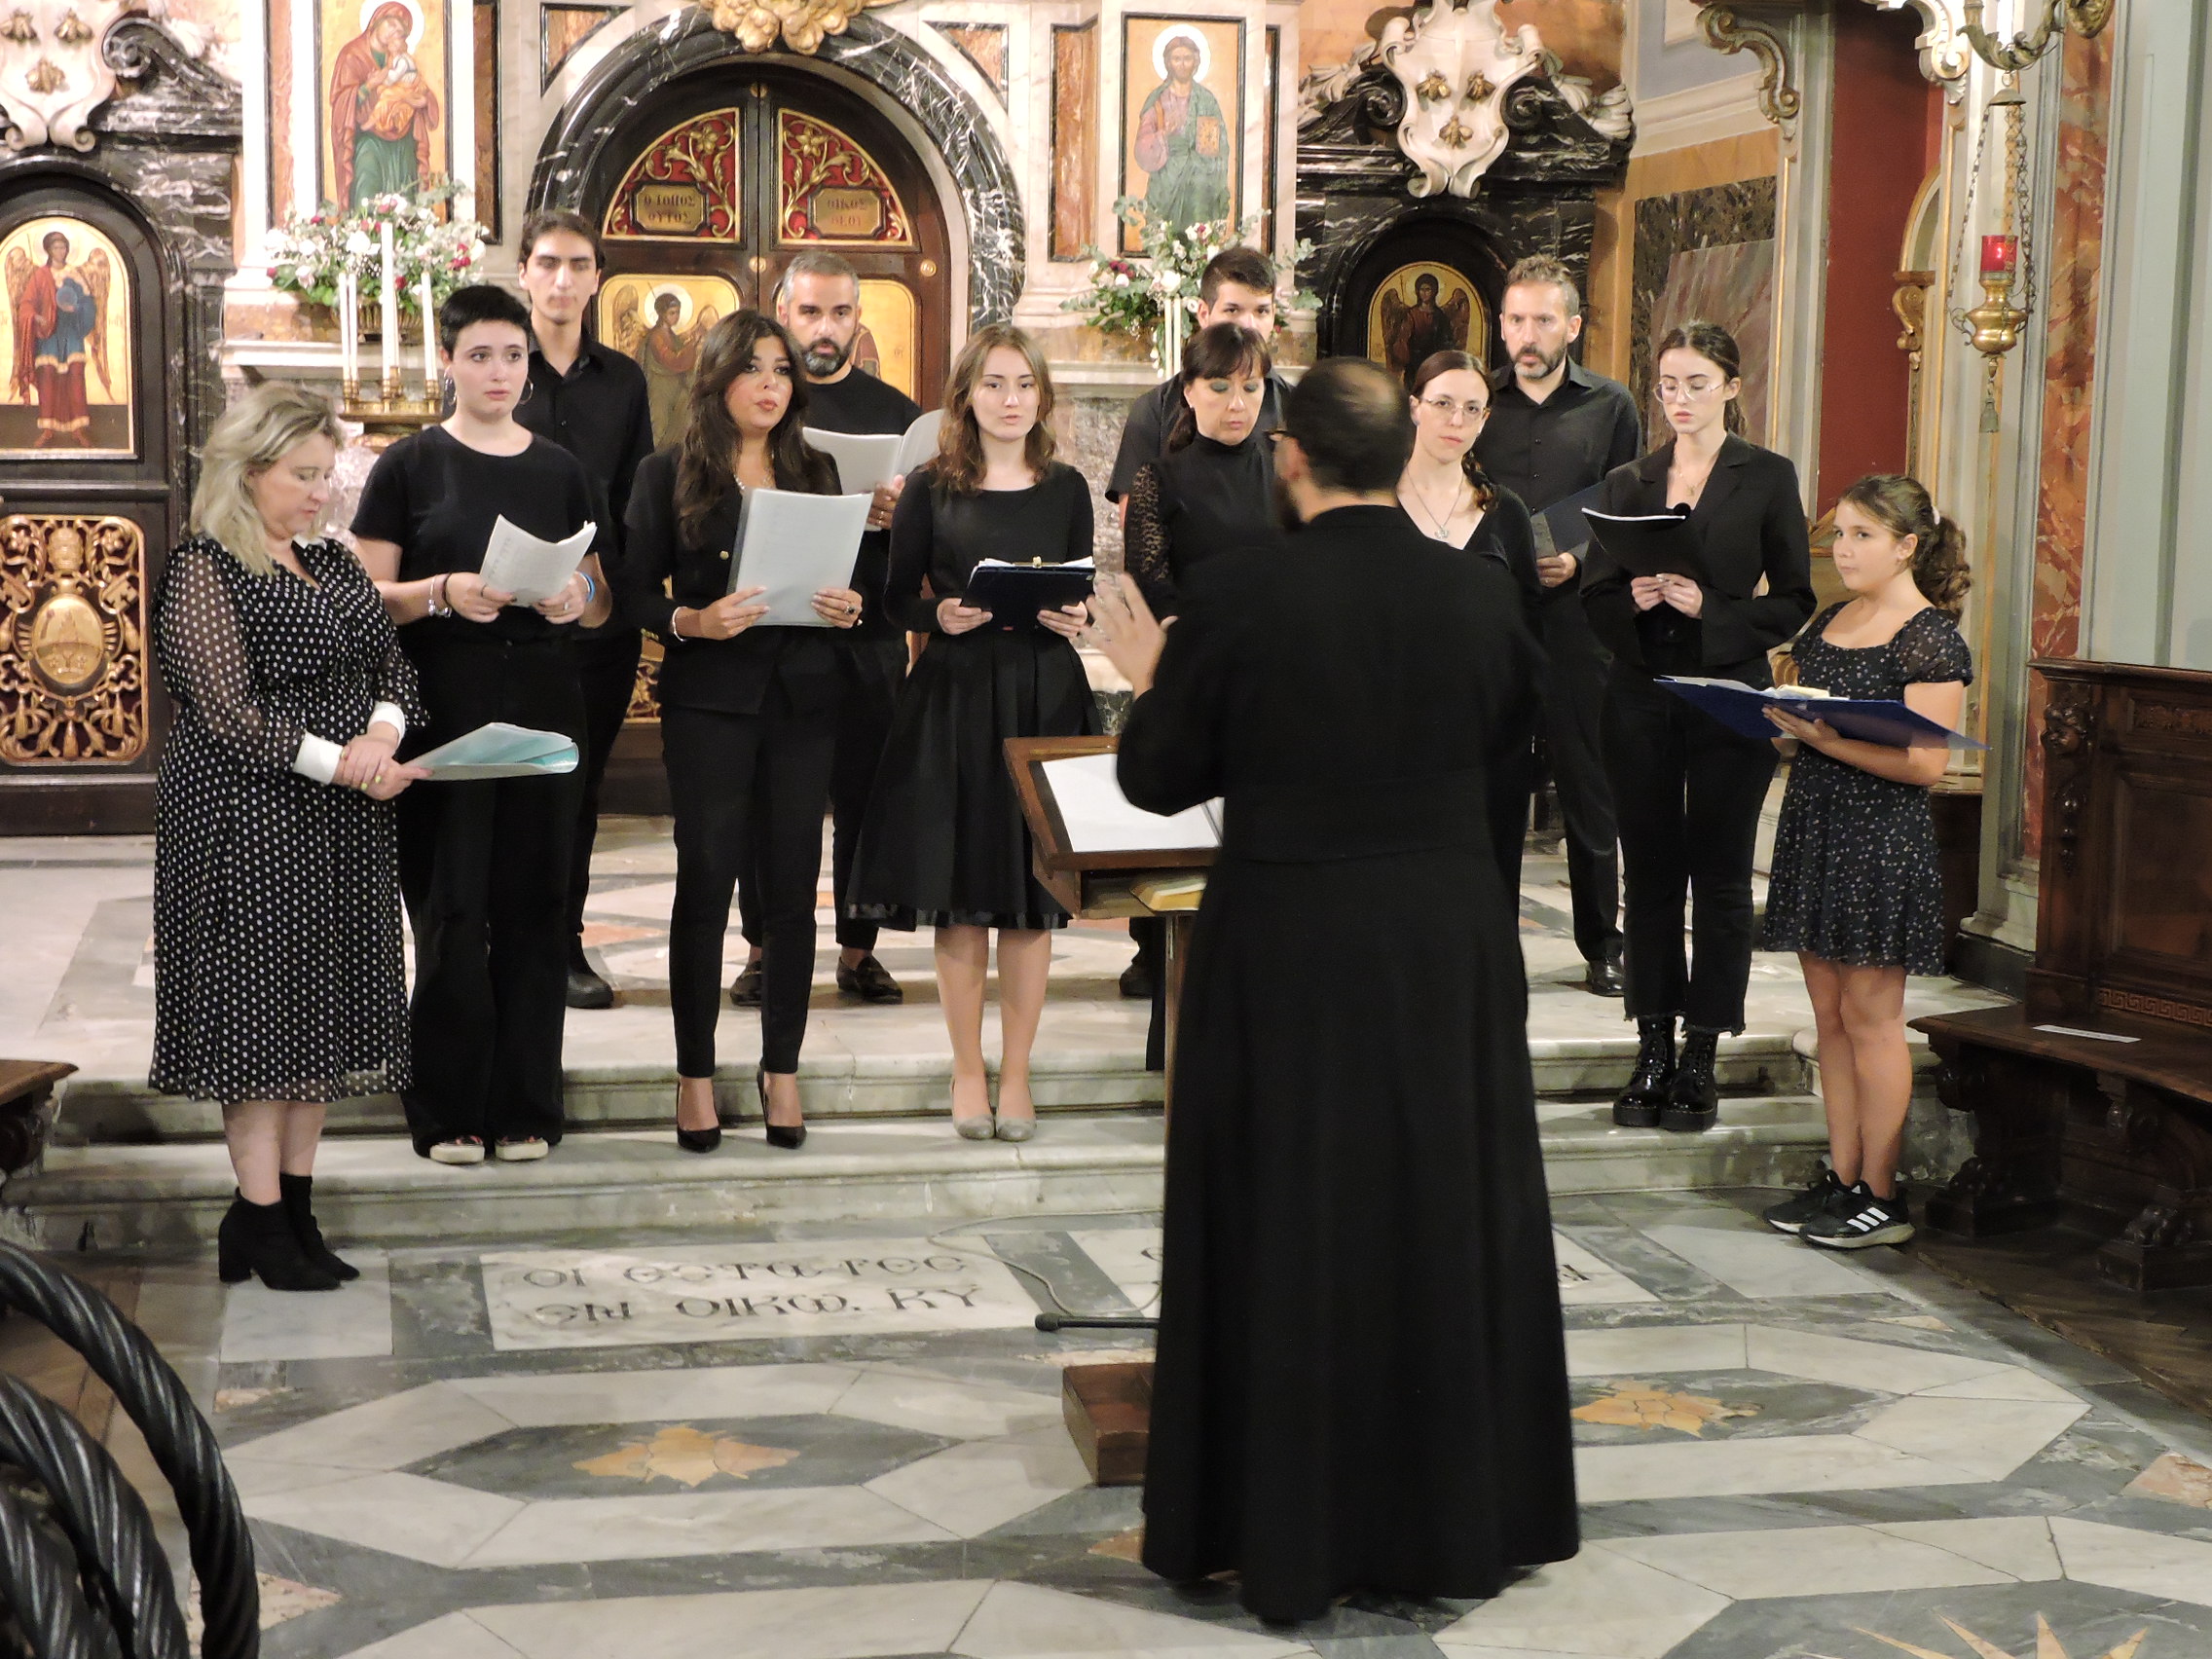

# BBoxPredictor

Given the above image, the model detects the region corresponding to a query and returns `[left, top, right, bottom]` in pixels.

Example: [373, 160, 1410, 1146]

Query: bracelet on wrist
[427, 573, 452, 617]
[580, 571, 599, 609]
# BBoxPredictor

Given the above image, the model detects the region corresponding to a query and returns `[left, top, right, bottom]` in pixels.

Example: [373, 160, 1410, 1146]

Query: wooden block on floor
[1062, 1359, 1152, 1487]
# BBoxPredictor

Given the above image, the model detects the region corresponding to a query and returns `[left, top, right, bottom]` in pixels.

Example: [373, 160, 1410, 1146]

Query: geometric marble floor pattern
[199, 1191, 2212, 1659]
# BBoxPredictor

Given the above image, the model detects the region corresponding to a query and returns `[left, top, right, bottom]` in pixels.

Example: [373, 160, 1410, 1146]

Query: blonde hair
[190, 383, 345, 577]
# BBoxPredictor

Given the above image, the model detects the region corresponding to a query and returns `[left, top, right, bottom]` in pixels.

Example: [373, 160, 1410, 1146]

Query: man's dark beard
[1514, 340, 1567, 382]
[802, 335, 853, 377]
[1272, 476, 1307, 532]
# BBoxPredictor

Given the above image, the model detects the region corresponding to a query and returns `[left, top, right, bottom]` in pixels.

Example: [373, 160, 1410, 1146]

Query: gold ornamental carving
[0, 513, 147, 763]
[701, 0, 893, 55]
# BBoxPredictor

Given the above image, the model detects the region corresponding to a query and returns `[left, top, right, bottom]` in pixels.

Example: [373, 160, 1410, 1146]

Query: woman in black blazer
[617, 312, 865, 1154]
[1583, 320, 1815, 1133]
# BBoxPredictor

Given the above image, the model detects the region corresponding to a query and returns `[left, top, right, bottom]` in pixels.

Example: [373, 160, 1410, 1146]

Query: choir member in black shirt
[1475, 257, 1641, 997]
[1397, 349, 1540, 898]
[1122, 321, 1276, 618]
[617, 312, 865, 1154]
[511, 209, 657, 1013]
[723, 250, 924, 1010]
[1088, 358, 1573, 1624]
[1584, 320, 1816, 1131]
[352, 283, 614, 1165]
[847, 326, 1094, 1142]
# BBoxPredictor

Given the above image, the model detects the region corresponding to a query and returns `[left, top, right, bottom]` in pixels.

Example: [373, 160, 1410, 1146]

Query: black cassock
[1119, 503, 1577, 1623]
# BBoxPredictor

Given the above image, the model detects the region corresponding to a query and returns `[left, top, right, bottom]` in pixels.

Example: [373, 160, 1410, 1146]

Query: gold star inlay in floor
[572, 1424, 800, 1488]
[1814, 1613, 2147, 1659]
[1569, 1380, 1759, 1435]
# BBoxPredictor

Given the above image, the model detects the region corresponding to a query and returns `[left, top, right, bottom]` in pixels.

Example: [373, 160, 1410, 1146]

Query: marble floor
[95, 1191, 2212, 1659]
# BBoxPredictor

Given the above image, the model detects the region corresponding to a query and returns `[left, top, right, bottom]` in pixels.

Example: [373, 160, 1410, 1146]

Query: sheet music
[804, 429, 903, 498]
[1041, 753, 1220, 853]
[896, 410, 943, 475]
[478, 516, 596, 606]
[731, 488, 872, 626]
[412, 722, 580, 780]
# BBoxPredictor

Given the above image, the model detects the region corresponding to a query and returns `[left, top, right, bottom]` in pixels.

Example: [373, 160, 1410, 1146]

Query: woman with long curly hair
[615, 309, 864, 1154]
[848, 324, 1096, 1141]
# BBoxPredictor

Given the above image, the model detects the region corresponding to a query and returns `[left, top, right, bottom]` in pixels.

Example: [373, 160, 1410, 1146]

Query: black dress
[151, 535, 422, 1104]
[1121, 505, 1575, 1624]
[1123, 432, 1274, 616]
[1761, 604, 1973, 974]
[848, 462, 1097, 931]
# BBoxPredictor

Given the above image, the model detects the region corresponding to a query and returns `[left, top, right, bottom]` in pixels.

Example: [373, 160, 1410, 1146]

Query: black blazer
[1582, 433, 1815, 687]
[616, 448, 847, 717]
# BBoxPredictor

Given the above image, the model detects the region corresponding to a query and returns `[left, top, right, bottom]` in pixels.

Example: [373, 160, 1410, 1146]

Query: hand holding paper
[478, 517, 598, 607]
[731, 489, 870, 627]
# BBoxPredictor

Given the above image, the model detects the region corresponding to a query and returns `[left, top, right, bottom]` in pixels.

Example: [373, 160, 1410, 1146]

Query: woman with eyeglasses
[1582, 320, 1815, 1134]
[352, 283, 614, 1167]
[1398, 350, 1542, 900]
[1124, 321, 1277, 618]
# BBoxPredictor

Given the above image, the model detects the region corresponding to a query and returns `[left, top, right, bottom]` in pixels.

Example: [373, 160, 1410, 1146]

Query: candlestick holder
[337, 372, 444, 438]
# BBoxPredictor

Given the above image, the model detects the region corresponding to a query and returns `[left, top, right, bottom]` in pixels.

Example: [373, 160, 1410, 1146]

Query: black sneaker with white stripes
[1801, 1184, 1915, 1250]
[1761, 1168, 1847, 1235]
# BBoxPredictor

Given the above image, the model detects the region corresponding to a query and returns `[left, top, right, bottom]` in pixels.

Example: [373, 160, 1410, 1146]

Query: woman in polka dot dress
[152, 384, 428, 1291]
[1755, 474, 1972, 1253]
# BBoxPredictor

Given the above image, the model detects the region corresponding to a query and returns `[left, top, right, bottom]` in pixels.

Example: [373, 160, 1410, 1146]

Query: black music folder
[1582, 508, 1707, 580]
[964, 559, 1095, 630]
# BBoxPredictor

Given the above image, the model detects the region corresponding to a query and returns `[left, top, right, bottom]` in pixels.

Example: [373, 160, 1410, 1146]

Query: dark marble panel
[1629, 177, 1778, 446]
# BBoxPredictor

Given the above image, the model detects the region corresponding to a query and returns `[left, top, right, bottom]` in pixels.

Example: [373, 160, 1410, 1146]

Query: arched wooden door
[0, 180, 173, 832]
[588, 66, 953, 444]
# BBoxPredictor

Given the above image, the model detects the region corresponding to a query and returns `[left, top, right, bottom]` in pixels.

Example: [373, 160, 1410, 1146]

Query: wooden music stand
[1005, 734, 1212, 1486]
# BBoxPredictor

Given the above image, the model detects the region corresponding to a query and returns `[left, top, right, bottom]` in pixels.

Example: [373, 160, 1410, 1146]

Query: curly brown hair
[1836, 473, 1972, 615]
[931, 324, 1055, 495]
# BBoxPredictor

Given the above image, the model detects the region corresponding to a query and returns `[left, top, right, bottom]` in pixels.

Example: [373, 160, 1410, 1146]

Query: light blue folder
[412, 722, 580, 780]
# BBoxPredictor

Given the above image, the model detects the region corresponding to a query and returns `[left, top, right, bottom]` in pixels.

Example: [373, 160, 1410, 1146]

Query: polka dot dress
[1759, 603, 1973, 975]
[150, 535, 423, 1105]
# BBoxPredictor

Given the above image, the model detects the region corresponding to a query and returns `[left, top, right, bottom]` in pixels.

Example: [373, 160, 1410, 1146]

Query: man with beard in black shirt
[512, 209, 657, 1012]
[1474, 255, 1640, 998]
[724, 249, 919, 1008]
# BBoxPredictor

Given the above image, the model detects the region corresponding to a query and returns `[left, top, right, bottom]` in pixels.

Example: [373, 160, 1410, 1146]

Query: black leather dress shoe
[566, 963, 615, 1010]
[836, 954, 904, 1004]
[1119, 955, 1155, 999]
[1586, 940, 1626, 998]
[727, 959, 762, 1008]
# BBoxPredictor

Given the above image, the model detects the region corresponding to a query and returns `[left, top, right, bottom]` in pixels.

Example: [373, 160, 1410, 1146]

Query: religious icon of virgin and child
[6, 230, 113, 449]
[1133, 26, 1232, 240]
[329, 0, 441, 209]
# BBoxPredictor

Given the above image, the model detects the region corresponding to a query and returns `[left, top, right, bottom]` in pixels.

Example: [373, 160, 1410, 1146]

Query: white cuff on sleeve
[368, 701, 408, 741]
[292, 732, 345, 785]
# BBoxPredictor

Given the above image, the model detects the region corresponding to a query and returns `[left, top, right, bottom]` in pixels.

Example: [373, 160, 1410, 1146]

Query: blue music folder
[1656, 678, 1985, 750]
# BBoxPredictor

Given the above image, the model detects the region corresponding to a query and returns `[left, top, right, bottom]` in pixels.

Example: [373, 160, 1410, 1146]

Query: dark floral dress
[151, 535, 423, 1104]
[1759, 603, 1972, 974]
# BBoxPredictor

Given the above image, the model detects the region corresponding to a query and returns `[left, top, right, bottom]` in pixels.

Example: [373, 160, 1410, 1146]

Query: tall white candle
[337, 269, 355, 387]
[420, 270, 435, 396]
[379, 219, 398, 389]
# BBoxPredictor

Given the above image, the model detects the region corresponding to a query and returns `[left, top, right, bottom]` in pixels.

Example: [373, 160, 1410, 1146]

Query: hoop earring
[517, 376, 537, 408]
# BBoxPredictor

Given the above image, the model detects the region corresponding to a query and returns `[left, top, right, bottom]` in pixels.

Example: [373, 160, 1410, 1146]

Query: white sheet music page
[478, 516, 596, 606]
[1041, 753, 1220, 853]
[730, 489, 872, 625]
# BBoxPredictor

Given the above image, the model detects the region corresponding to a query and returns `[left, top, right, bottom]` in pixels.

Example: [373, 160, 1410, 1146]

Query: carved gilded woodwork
[0, 512, 146, 764]
[778, 109, 914, 246]
[702, 0, 891, 56]
[1697, 6, 1799, 131]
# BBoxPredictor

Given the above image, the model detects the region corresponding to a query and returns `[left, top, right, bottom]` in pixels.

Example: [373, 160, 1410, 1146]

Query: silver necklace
[1407, 474, 1467, 540]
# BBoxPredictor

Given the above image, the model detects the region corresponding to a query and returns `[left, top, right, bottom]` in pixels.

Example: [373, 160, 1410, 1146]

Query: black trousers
[740, 638, 903, 955]
[395, 642, 585, 1153]
[565, 629, 642, 952]
[1536, 593, 1621, 961]
[1601, 670, 1778, 1034]
[664, 697, 838, 1076]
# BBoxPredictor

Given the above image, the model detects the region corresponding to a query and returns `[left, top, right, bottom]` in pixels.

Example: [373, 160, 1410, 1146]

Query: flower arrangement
[1063, 201, 1316, 375]
[267, 181, 489, 318]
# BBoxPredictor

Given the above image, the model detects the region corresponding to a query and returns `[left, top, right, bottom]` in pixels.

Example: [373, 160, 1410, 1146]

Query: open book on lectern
[1037, 753, 1221, 853]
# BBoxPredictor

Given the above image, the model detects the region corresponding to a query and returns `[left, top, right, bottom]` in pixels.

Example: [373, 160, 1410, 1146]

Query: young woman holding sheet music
[153, 384, 428, 1291]
[848, 324, 1095, 1142]
[352, 283, 613, 1167]
[1756, 475, 1972, 1250]
[1583, 320, 1816, 1134]
[615, 311, 865, 1155]
[1398, 350, 1541, 900]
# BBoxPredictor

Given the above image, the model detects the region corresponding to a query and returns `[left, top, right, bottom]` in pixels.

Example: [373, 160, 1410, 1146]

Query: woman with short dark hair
[154, 382, 427, 1289]
[352, 283, 614, 1166]
[617, 310, 865, 1154]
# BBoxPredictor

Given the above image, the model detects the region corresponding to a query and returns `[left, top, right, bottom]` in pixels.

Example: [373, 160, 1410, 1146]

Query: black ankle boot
[278, 1173, 359, 1281]
[217, 1194, 341, 1292]
[1613, 1016, 1676, 1127]
[1662, 1030, 1721, 1132]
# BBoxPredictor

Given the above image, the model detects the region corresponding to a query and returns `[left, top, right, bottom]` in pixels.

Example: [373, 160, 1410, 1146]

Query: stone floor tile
[950, 1580, 1312, 1656]
[1434, 1549, 1729, 1658]
[1566, 1324, 1749, 1379]
[836, 1365, 1064, 1440]
[1853, 1395, 2089, 1482]
[1599, 1524, 2014, 1599]
[1742, 1326, 2016, 1395]
[1576, 1431, 1958, 1504]
[245, 1470, 523, 1568]
[1871, 1516, 2064, 1581]
[864, 1425, 1092, 1537]
[462, 1485, 956, 1566]
[475, 1580, 991, 1659]
[233, 1382, 518, 1472]
[449, 1360, 863, 1427]
[2051, 1516, 2212, 1607]
[221, 1251, 394, 1363]
[1641, 1225, 1882, 1302]
[334, 1610, 530, 1658]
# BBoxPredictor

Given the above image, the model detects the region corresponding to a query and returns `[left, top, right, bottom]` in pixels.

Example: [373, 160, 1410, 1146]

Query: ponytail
[1836, 473, 1972, 616]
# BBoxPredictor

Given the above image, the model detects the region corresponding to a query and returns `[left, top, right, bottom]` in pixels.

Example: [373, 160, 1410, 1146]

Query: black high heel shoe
[675, 1083, 721, 1154]
[761, 1066, 806, 1150]
[217, 1193, 340, 1291]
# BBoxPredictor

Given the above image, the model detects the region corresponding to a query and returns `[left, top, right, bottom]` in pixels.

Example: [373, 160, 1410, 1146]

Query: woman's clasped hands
[333, 726, 429, 799]
[1630, 573, 1705, 617]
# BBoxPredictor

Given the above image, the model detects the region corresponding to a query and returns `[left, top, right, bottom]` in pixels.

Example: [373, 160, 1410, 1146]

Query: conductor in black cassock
[1084, 357, 1578, 1624]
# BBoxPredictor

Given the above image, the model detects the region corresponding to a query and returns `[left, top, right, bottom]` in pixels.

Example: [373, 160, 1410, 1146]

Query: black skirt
[848, 628, 1098, 930]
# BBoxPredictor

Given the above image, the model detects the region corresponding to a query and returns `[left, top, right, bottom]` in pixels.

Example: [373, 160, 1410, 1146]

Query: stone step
[49, 1033, 1819, 1145]
[2, 1099, 1832, 1253]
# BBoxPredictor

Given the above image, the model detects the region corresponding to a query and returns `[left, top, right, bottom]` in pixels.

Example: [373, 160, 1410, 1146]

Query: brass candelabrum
[339, 373, 444, 438]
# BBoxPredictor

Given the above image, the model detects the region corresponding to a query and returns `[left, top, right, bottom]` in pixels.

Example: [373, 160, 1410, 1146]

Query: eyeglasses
[1655, 377, 1722, 402]
[1419, 396, 1489, 423]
